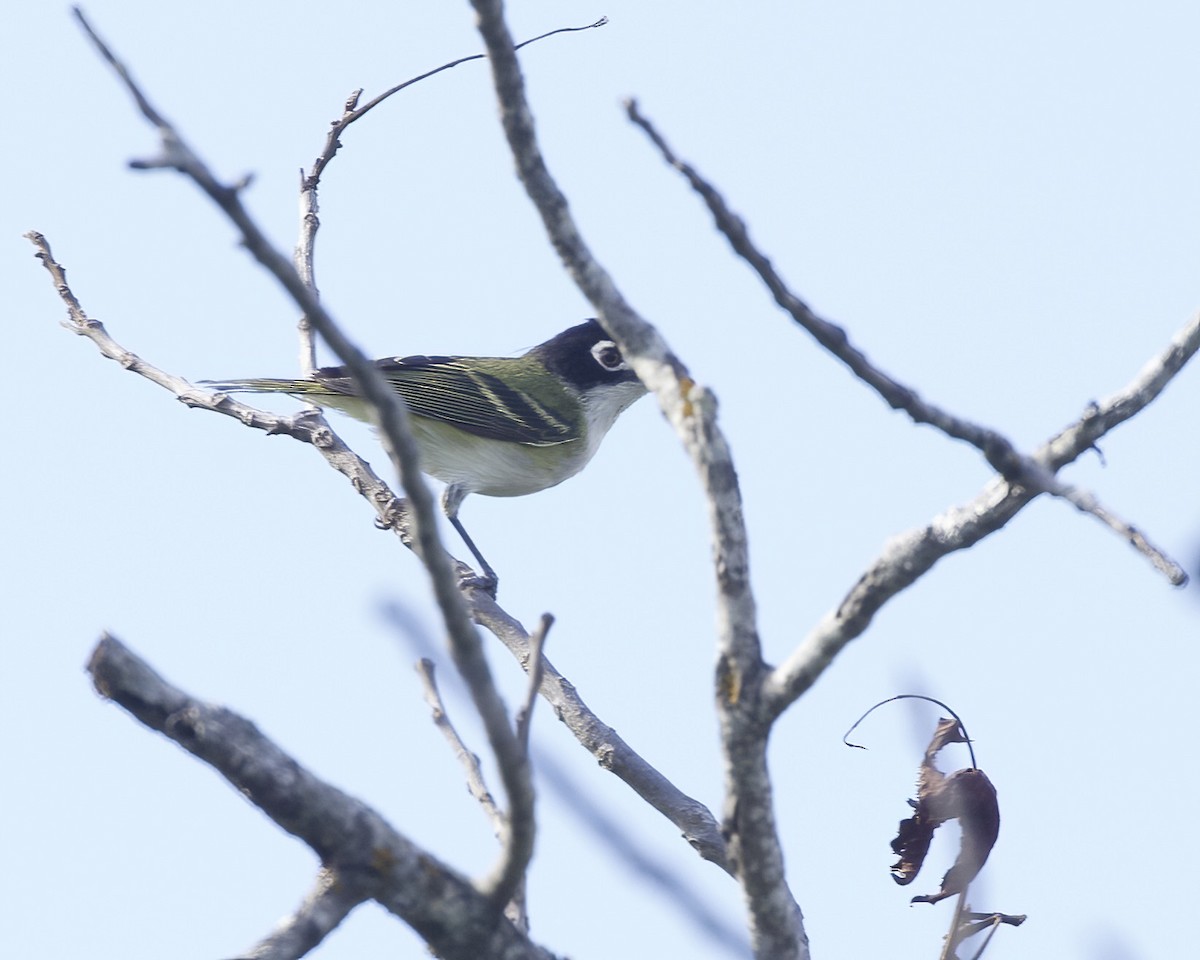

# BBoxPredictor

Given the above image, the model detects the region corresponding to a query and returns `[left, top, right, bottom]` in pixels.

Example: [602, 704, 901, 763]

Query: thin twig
[514, 614, 552, 750]
[476, 618, 555, 911]
[939, 892, 968, 960]
[415, 657, 529, 930]
[962, 916, 1001, 960]
[304, 17, 608, 187]
[293, 17, 607, 371]
[960, 912, 1026, 958]
[842, 695, 978, 769]
[1021, 467, 1184, 583]
[625, 99, 1187, 587]
[481, 613, 554, 926]
[415, 659, 506, 835]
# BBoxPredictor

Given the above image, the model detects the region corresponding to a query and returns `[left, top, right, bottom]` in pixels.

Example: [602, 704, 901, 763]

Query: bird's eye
[591, 340, 626, 371]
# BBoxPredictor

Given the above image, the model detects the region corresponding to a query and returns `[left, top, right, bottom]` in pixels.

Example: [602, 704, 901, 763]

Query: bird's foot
[454, 560, 498, 597]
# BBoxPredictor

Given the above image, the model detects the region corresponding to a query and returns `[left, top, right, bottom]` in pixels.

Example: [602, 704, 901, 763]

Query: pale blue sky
[7, 3, 1200, 958]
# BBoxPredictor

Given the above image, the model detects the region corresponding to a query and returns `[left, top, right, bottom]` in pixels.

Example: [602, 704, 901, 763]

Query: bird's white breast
[412, 379, 645, 498]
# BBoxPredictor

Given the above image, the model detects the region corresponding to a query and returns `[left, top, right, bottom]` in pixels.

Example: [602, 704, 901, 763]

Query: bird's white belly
[410, 416, 588, 498]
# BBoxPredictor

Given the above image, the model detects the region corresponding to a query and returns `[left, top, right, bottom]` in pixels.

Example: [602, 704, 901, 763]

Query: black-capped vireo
[204, 320, 647, 584]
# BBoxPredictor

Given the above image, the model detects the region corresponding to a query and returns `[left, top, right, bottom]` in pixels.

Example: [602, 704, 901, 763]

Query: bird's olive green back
[315, 355, 584, 446]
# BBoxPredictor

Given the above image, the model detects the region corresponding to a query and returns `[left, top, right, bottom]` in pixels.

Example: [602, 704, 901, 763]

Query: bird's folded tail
[199, 377, 332, 396]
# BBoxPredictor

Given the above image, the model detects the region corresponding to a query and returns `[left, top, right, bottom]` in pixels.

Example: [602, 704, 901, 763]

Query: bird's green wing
[314, 355, 579, 446]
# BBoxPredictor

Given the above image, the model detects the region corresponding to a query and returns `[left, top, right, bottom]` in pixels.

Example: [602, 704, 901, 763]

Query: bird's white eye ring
[591, 340, 626, 371]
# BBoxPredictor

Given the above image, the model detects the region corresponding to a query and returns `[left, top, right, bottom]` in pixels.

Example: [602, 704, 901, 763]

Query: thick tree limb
[466, 5, 804, 956]
[87, 635, 557, 960]
[625, 99, 1187, 588]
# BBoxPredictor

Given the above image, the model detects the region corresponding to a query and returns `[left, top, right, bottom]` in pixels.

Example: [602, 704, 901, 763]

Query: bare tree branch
[415, 658, 529, 930]
[70, 6, 536, 920]
[462, 10, 805, 954]
[514, 614, 552, 751]
[624, 99, 1188, 588]
[305, 17, 607, 191]
[939, 892, 969, 960]
[470, 597, 732, 872]
[65, 8, 438, 573]
[233, 869, 361, 960]
[479, 611, 548, 911]
[69, 6, 439, 555]
[390, 599, 738, 940]
[24, 230, 413, 546]
[87, 634, 558, 960]
[765, 310, 1200, 716]
[416, 658, 507, 835]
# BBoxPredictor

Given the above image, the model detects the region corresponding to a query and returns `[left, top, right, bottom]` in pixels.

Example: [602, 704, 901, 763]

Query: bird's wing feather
[315, 356, 577, 446]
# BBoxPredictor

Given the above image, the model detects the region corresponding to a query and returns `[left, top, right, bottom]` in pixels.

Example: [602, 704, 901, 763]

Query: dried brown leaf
[910, 768, 999, 904]
[890, 718, 1000, 904]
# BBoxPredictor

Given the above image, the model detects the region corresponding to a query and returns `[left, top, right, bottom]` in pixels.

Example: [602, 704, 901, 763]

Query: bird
[202, 319, 647, 586]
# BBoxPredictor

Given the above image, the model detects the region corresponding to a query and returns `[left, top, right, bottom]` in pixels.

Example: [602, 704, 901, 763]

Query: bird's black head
[531, 319, 642, 392]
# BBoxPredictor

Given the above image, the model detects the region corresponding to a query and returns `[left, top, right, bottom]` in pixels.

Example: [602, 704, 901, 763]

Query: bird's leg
[448, 515, 498, 588]
[441, 484, 498, 591]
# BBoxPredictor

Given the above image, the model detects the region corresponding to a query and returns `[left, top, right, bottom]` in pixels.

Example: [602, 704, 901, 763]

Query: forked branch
[625, 99, 1188, 588]
[765, 308, 1200, 717]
